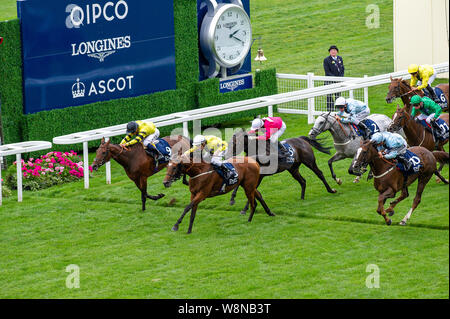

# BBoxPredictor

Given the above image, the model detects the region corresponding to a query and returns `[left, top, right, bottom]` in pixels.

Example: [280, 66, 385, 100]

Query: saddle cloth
[215, 162, 239, 186]
[396, 150, 423, 175]
[279, 142, 295, 163]
[350, 119, 380, 137]
[147, 139, 172, 163]
[418, 118, 449, 141]
[423, 87, 448, 109]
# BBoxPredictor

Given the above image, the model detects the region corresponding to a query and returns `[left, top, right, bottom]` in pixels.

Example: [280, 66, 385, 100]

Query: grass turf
[0, 0, 448, 298]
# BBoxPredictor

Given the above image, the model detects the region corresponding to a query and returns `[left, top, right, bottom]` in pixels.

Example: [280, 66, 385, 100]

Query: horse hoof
[269, 212, 276, 216]
[330, 189, 337, 193]
[172, 225, 179, 231]
[336, 178, 342, 185]
[230, 200, 235, 206]
[353, 179, 360, 184]
[240, 210, 247, 215]
[159, 193, 165, 198]
[399, 221, 407, 226]
[388, 210, 395, 217]
[386, 219, 392, 226]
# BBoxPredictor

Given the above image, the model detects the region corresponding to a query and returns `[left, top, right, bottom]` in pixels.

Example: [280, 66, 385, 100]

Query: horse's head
[92, 137, 113, 171]
[163, 154, 184, 188]
[388, 105, 409, 133]
[386, 76, 410, 104]
[309, 112, 332, 139]
[349, 139, 376, 175]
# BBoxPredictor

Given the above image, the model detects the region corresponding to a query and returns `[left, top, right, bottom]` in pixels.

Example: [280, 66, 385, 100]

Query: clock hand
[231, 35, 245, 44]
[229, 29, 240, 37]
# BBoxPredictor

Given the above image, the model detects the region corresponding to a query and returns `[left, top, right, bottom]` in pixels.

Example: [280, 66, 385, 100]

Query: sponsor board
[18, 0, 176, 114]
[219, 74, 253, 93]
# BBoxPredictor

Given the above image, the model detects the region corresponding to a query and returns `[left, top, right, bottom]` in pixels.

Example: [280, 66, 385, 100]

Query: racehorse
[388, 105, 449, 183]
[386, 76, 449, 112]
[92, 135, 191, 211]
[349, 139, 448, 225]
[163, 154, 274, 234]
[227, 129, 337, 215]
[308, 112, 393, 184]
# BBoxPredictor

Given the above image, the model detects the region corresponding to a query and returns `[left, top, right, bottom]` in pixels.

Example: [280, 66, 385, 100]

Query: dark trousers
[324, 81, 341, 112]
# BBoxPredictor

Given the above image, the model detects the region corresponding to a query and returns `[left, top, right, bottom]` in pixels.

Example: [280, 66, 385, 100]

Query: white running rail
[52, 62, 449, 189]
[0, 141, 52, 205]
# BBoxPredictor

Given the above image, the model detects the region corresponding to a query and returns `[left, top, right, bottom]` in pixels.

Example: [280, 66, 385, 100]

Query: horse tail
[432, 151, 449, 165]
[299, 136, 331, 155]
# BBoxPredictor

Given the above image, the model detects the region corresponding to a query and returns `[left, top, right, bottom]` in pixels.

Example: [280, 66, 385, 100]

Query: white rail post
[16, 154, 22, 202]
[307, 72, 315, 124]
[349, 89, 354, 99]
[105, 137, 111, 184]
[193, 119, 201, 137]
[83, 141, 89, 189]
[364, 75, 369, 107]
[268, 105, 273, 117]
[183, 121, 189, 138]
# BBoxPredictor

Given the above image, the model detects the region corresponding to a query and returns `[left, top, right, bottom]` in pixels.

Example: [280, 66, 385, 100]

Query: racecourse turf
[0, 0, 448, 298]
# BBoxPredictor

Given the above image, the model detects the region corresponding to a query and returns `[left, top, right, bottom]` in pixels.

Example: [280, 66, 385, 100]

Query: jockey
[335, 97, 371, 139]
[370, 131, 409, 189]
[120, 120, 161, 157]
[408, 64, 438, 102]
[410, 95, 445, 138]
[185, 135, 230, 193]
[248, 116, 289, 156]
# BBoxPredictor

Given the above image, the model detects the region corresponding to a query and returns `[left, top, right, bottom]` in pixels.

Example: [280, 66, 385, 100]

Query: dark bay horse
[386, 77, 449, 112]
[92, 135, 191, 211]
[388, 105, 449, 183]
[350, 140, 448, 225]
[163, 154, 274, 234]
[227, 129, 337, 214]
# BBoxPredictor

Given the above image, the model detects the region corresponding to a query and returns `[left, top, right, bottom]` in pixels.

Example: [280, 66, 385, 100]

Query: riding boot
[357, 122, 370, 139]
[426, 85, 439, 103]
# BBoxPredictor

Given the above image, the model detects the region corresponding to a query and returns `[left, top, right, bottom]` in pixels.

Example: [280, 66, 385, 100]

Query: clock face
[212, 5, 252, 67]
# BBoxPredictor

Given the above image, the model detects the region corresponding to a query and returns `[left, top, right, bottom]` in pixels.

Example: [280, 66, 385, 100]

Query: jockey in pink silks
[248, 117, 289, 156]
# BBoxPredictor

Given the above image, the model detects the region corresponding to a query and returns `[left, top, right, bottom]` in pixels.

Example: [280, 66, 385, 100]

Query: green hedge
[0, 0, 277, 158]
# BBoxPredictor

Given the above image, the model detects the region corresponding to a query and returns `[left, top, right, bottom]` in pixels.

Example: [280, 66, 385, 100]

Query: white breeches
[211, 150, 226, 166]
[142, 128, 160, 147]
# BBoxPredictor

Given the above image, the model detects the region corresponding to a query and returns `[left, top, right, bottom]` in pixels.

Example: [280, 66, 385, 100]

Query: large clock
[200, 0, 252, 78]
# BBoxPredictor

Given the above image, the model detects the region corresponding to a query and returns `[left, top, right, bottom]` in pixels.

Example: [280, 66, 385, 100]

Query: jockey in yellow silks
[408, 64, 438, 102]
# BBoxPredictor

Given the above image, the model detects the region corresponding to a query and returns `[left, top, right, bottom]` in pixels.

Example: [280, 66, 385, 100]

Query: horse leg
[328, 152, 347, 185]
[245, 189, 257, 222]
[400, 176, 429, 226]
[229, 186, 239, 206]
[303, 158, 337, 194]
[134, 177, 148, 211]
[239, 176, 264, 215]
[376, 188, 395, 225]
[187, 203, 199, 234]
[172, 193, 205, 232]
[182, 173, 189, 186]
[288, 166, 307, 200]
[254, 190, 275, 216]
[140, 176, 165, 201]
[386, 187, 409, 217]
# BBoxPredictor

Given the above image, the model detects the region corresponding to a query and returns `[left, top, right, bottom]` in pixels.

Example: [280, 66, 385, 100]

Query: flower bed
[4, 151, 93, 191]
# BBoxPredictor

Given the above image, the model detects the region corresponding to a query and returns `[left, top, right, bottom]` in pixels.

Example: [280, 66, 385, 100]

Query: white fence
[0, 141, 52, 205]
[277, 73, 368, 123]
[0, 62, 443, 196]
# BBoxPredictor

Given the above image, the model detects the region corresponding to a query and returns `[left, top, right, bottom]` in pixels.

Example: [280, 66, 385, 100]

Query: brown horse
[350, 140, 448, 226]
[92, 135, 191, 211]
[388, 105, 449, 182]
[163, 154, 274, 234]
[386, 77, 449, 112]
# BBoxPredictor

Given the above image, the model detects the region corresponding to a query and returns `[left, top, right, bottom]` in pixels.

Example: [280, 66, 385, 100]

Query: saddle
[350, 119, 380, 139]
[417, 118, 449, 141]
[278, 141, 295, 163]
[146, 139, 172, 163]
[214, 162, 239, 186]
[423, 87, 448, 110]
[396, 150, 423, 176]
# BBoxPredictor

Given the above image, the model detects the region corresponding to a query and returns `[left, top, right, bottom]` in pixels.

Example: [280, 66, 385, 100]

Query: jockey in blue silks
[335, 97, 371, 139]
[370, 132, 410, 190]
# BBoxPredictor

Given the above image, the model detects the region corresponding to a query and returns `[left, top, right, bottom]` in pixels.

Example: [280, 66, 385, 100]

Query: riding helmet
[193, 135, 206, 146]
[334, 97, 347, 107]
[370, 132, 384, 144]
[410, 95, 422, 105]
[408, 64, 419, 74]
[126, 121, 139, 133]
[251, 118, 264, 130]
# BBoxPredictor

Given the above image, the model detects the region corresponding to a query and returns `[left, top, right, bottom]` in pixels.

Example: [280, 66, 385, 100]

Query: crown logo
[72, 78, 85, 98]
